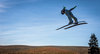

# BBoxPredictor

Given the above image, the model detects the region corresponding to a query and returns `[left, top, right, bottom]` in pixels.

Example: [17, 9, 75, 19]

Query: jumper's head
[61, 7, 66, 15]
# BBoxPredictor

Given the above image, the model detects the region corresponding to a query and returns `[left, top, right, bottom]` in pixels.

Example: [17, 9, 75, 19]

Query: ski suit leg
[70, 14, 78, 23]
[67, 15, 73, 24]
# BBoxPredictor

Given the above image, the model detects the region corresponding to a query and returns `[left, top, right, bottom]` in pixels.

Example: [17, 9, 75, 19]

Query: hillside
[0, 45, 90, 54]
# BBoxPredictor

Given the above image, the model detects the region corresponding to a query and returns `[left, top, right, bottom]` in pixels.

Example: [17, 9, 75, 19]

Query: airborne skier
[61, 6, 78, 25]
[56, 6, 87, 30]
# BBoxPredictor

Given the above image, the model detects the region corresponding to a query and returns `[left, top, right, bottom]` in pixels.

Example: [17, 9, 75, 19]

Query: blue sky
[0, 0, 100, 46]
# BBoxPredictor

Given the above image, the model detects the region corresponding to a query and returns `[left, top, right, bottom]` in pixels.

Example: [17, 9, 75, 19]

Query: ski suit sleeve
[69, 6, 77, 11]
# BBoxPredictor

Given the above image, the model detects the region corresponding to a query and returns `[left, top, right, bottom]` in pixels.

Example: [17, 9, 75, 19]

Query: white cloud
[0, 23, 57, 36]
[0, 3, 8, 13]
[0, 3, 7, 8]
[0, 0, 42, 13]
[0, 23, 61, 45]
[0, 9, 6, 12]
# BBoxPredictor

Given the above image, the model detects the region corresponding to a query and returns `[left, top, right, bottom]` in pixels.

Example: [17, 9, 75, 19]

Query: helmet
[63, 7, 66, 9]
[61, 7, 66, 15]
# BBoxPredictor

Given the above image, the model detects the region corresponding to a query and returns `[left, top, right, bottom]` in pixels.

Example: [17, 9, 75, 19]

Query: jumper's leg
[67, 16, 73, 25]
[71, 14, 78, 24]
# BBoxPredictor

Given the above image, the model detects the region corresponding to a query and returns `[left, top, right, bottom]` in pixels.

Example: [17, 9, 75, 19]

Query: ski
[56, 23, 73, 30]
[64, 22, 88, 29]
[56, 21, 87, 30]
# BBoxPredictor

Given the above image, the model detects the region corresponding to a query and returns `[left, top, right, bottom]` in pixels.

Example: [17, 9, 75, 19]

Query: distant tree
[88, 33, 99, 54]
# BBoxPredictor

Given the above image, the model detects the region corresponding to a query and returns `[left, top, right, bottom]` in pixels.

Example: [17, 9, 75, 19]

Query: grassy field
[0, 45, 91, 54]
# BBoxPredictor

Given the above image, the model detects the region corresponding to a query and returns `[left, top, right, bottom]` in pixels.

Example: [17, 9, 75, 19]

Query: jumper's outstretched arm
[69, 6, 77, 11]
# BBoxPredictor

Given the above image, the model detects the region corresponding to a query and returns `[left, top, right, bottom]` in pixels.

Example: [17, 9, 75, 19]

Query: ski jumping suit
[61, 6, 78, 24]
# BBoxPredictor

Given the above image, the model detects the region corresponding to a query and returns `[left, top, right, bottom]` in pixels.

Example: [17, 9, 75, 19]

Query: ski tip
[78, 22, 88, 24]
[56, 29, 59, 30]
[84, 22, 88, 24]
